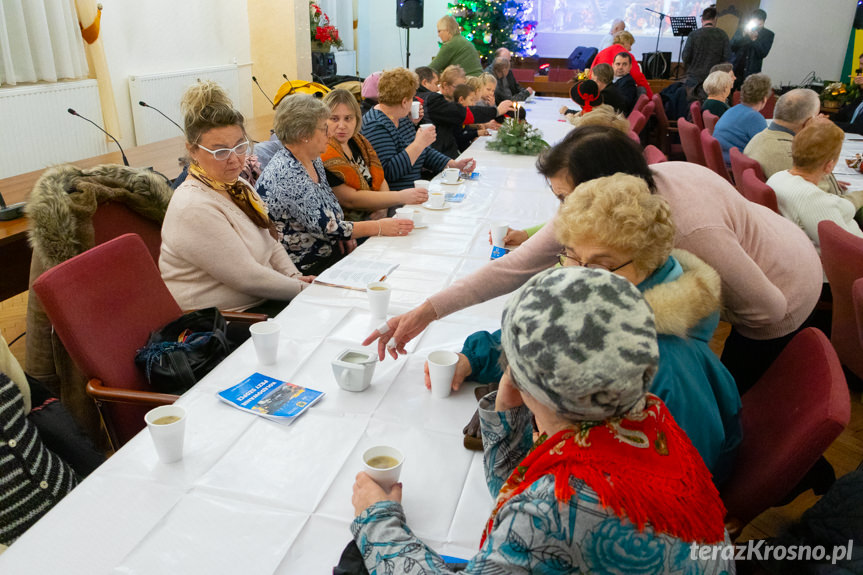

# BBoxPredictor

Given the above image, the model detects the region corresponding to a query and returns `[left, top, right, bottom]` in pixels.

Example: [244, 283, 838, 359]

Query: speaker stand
[406, 28, 411, 69]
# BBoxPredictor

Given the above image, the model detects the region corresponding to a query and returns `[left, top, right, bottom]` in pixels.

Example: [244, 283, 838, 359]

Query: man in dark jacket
[730, 9, 774, 90]
[682, 6, 731, 88]
[612, 52, 639, 115]
[485, 47, 534, 103]
[591, 63, 626, 114]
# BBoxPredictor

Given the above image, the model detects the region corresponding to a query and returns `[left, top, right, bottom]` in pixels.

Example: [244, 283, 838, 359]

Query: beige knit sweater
[159, 178, 305, 312]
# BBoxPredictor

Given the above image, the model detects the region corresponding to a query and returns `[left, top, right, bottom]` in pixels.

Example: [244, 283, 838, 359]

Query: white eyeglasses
[196, 140, 251, 161]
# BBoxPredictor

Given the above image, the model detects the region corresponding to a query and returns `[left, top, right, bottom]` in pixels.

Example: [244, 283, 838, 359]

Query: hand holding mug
[415, 124, 437, 147]
[352, 472, 402, 516]
[423, 352, 472, 391]
[380, 217, 415, 236]
[399, 187, 429, 205]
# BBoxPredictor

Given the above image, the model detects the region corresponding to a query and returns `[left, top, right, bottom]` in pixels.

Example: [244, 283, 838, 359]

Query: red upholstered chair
[702, 110, 719, 135]
[701, 129, 733, 183]
[651, 94, 682, 159]
[732, 90, 741, 106]
[628, 130, 641, 143]
[720, 328, 850, 537]
[32, 234, 182, 449]
[628, 110, 647, 134]
[730, 147, 766, 189]
[511, 68, 535, 83]
[678, 118, 705, 166]
[739, 168, 779, 213]
[644, 144, 667, 165]
[632, 93, 649, 116]
[92, 201, 163, 262]
[855, 278, 863, 351]
[689, 100, 704, 130]
[819, 220, 863, 381]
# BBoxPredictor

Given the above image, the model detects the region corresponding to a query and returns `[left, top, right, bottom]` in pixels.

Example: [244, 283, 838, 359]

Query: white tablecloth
[0, 98, 574, 574]
[835, 133, 863, 191]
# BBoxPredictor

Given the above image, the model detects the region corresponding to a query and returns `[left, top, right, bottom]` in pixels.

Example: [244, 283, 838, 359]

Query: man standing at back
[682, 6, 730, 91]
[731, 9, 774, 90]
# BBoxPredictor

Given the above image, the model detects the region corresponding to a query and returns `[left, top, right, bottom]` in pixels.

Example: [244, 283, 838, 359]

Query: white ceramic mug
[427, 350, 459, 398]
[362, 445, 404, 488]
[332, 348, 377, 392]
[410, 101, 420, 119]
[366, 281, 391, 318]
[249, 321, 280, 365]
[428, 192, 446, 209]
[394, 207, 414, 221]
[443, 168, 460, 184]
[145, 405, 187, 463]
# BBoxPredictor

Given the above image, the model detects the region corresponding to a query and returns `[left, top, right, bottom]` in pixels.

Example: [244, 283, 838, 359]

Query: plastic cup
[145, 405, 187, 463]
[413, 179, 431, 191]
[367, 281, 391, 319]
[490, 222, 509, 247]
[411, 101, 420, 119]
[427, 350, 458, 398]
[362, 445, 404, 488]
[394, 207, 414, 221]
[250, 321, 280, 365]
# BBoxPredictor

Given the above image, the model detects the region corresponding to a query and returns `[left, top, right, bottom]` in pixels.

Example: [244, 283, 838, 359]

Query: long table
[0, 115, 275, 301]
[0, 98, 573, 573]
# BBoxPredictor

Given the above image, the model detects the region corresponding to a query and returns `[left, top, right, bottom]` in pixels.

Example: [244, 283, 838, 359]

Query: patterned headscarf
[500, 267, 658, 421]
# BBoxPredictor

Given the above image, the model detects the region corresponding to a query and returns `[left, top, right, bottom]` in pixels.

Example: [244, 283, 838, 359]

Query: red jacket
[592, 44, 654, 99]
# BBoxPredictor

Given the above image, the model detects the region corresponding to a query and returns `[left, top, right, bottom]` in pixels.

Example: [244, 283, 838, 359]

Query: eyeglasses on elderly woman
[196, 140, 251, 161]
[558, 249, 633, 272]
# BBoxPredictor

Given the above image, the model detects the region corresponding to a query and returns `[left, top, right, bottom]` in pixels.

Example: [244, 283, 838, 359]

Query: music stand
[670, 16, 697, 80]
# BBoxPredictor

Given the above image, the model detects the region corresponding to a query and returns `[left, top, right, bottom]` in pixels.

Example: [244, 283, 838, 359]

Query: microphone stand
[138, 101, 184, 133]
[252, 76, 274, 107]
[67, 108, 129, 166]
[644, 7, 666, 79]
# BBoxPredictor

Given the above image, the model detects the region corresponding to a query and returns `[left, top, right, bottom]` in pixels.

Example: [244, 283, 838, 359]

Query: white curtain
[0, 0, 88, 86]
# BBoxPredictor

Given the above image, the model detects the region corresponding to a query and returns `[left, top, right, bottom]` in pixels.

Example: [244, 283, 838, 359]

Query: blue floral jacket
[350, 393, 735, 574]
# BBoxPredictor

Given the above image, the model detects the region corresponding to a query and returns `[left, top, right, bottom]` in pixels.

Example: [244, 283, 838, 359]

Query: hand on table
[352, 472, 402, 517]
[424, 353, 472, 392]
[363, 300, 438, 360]
[449, 157, 475, 175]
[338, 239, 358, 255]
[299, 275, 315, 283]
[380, 217, 415, 237]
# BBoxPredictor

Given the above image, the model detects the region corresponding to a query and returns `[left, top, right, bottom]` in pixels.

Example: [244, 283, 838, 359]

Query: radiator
[0, 80, 107, 179]
[129, 65, 240, 146]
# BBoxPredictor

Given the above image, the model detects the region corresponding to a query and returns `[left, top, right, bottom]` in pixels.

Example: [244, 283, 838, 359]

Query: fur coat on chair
[24, 164, 172, 446]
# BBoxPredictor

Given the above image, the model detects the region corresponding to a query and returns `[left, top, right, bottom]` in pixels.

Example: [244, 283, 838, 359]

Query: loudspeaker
[643, 51, 671, 79]
[855, 0, 863, 29]
[312, 52, 337, 79]
[397, 0, 423, 29]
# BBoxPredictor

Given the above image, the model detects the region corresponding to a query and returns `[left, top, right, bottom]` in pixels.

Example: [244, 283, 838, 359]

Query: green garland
[487, 117, 549, 155]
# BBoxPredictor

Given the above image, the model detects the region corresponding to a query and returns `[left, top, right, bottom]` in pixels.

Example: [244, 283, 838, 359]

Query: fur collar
[26, 164, 172, 269]
[643, 249, 722, 338]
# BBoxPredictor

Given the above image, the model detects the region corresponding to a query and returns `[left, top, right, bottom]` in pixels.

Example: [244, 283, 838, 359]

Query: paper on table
[313, 258, 399, 290]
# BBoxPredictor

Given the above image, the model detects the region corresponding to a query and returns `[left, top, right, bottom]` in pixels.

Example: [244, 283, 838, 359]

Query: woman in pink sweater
[365, 126, 822, 391]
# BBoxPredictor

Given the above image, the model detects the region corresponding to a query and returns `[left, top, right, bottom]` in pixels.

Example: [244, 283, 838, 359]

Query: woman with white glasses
[160, 81, 312, 315]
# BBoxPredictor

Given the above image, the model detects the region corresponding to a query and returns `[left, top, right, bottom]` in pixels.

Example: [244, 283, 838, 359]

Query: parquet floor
[1, 291, 861, 542]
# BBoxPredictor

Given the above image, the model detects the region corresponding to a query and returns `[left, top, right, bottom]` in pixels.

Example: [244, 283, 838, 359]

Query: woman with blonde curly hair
[160, 81, 311, 314]
[360, 67, 474, 190]
[439, 173, 742, 484]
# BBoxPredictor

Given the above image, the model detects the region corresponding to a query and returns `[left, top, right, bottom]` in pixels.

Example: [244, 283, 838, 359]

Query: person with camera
[730, 9, 774, 90]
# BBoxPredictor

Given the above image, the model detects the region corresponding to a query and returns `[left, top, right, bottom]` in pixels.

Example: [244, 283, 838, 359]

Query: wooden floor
[1, 291, 861, 542]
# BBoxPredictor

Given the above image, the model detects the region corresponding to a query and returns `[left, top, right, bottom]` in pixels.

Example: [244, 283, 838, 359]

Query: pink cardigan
[428, 162, 822, 340]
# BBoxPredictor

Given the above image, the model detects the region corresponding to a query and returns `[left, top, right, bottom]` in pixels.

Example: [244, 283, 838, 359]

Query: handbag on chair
[134, 308, 232, 395]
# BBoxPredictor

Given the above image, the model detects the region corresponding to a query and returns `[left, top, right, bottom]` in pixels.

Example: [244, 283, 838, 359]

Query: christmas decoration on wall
[448, 0, 538, 58]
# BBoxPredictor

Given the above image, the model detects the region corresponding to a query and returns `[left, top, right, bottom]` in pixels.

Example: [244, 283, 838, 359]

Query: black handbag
[135, 308, 233, 395]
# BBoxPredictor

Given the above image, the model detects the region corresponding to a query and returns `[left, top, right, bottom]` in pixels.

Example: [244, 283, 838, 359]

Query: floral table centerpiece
[820, 81, 859, 110]
[487, 116, 549, 155]
[310, 1, 343, 52]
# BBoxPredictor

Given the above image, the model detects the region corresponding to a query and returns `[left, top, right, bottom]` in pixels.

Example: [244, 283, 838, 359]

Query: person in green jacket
[429, 15, 483, 77]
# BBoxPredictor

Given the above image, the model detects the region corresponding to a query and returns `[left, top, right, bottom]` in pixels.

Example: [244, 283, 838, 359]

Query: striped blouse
[360, 108, 451, 191]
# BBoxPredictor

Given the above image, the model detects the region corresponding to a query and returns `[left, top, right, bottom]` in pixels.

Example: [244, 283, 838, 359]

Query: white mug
[443, 168, 460, 184]
[428, 192, 446, 209]
[332, 348, 377, 392]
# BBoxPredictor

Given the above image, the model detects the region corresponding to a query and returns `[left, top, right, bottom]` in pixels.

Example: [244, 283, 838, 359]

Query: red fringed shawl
[481, 394, 727, 547]
[321, 134, 385, 192]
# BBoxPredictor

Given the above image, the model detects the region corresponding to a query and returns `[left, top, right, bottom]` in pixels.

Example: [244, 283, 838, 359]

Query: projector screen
[535, 0, 713, 36]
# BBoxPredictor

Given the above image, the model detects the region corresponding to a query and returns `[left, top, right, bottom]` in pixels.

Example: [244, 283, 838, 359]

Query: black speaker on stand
[397, 0, 424, 68]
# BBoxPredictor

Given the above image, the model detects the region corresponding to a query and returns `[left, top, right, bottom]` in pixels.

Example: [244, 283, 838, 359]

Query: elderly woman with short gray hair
[256, 94, 413, 274]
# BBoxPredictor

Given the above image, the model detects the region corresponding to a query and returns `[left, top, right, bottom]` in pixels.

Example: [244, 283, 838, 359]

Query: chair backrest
[731, 91, 776, 119]
[650, 93, 671, 154]
[729, 147, 766, 188]
[644, 144, 667, 165]
[91, 201, 163, 263]
[632, 93, 649, 115]
[511, 68, 535, 83]
[720, 328, 850, 527]
[642, 100, 656, 119]
[819, 220, 863, 380]
[548, 68, 573, 83]
[628, 130, 641, 143]
[731, 90, 740, 106]
[739, 168, 779, 213]
[702, 110, 719, 135]
[32, 234, 183, 445]
[854, 278, 863, 353]
[678, 117, 705, 166]
[689, 100, 704, 130]
[628, 110, 647, 134]
[700, 129, 733, 183]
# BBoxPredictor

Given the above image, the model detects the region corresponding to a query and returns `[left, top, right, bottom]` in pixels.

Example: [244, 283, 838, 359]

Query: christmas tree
[448, 0, 538, 59]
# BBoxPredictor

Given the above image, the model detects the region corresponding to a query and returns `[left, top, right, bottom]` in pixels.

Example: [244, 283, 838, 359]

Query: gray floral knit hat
[500, 267, 659, 421]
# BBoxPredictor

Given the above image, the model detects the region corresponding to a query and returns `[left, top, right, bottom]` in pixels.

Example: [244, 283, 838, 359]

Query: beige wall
[248, 0, 312, 118]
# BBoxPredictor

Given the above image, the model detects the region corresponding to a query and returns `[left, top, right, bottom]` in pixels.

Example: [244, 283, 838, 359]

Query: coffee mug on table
[332, 348, 377, 392]
[428, 192, 446, 209]
[443, 168, 460, 184]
